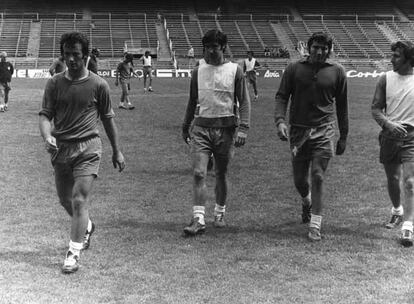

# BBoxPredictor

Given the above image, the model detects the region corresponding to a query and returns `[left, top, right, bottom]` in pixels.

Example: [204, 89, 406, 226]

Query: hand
[335, 138, 346, 155]
[45, 136, 58, 154]
[385, 121, 407, 138]
[234, 131, 247, 147]
[277, 122, 289, 141]
[182, 131, 191, 145]
[112, 150, 125, 172]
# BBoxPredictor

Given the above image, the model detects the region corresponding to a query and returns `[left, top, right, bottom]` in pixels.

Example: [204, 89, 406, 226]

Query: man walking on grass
[39, 31, 125, 273]
[0, 51, 14, 112]
[275, 32, 348, 241]
[182, 29, 250, 236]
[372, 40, 414, 247]
[115, 53, 138, 110]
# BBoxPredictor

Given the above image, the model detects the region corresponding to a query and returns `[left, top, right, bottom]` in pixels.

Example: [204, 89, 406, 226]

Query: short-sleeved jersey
[39, 72, 115, 141]
[116, 61, 134, 80]
[0, 61, 14, 82]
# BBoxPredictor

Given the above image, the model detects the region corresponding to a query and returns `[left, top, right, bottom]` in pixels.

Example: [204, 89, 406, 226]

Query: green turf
[1, 77, 413, 304]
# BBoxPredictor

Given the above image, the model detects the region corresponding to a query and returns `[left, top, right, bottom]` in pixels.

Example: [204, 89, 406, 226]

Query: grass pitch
[0, 77, 413, 304]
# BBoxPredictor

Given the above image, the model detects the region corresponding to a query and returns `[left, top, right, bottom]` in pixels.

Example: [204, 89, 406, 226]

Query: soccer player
[243, 51, 260, 101]
[49, 56, 66, 76]
[140, 50, 154, 92]
[86, 47, 100, 74]
[0, 51, 14, 111]
[275, 32, 348, 241]
[187, 45, 195, 69]
[182, 29, 251, 236]
[115, 53, 138, 110]
[371, 41, 414, 247]
[39, 31, 125, 273]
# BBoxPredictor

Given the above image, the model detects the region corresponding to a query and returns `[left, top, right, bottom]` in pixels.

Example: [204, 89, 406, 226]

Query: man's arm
[371, 74, 388, 128]
[334, 66, 349, 155]
[182, 68, 198, 144]
[335, 66, 349, 141]
[101, 117, 125, 172]
[9, 62, 14, 76]
[234, 65, 251, 147]
[274, 63, 293, 140]
[39, 114, 58, 153]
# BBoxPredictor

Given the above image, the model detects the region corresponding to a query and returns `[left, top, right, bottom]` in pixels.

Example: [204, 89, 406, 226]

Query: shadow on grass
[0, 248, 65, 270]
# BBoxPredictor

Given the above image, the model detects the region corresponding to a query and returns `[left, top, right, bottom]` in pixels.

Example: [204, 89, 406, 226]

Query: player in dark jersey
[39, 32, 125, 274]
[0, 52, 14, 111]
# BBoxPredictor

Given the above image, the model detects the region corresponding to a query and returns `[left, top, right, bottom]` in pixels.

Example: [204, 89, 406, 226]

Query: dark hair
[145, 50, 150, 56]
[202, 29, 227, 50]
[124, 53, 134, 62]
[60, 31, 89, 57]
[91, 48, 100, 57]
[247, 51, 254, 56]
[307, 32, 333, 54]
[391, 41, 414, 66]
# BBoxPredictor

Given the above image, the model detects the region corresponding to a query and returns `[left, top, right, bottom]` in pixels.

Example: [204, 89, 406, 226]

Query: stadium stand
[0, 0, 413, 71]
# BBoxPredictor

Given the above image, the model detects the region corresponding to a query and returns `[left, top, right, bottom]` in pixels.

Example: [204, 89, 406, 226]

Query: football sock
[193, 206, 205, 225]
[302, 192, 311, 206]
[402, 221, 413, 233]
[214, 204, 226, 216]
[69, 240, 83, 256]
[87, 219, 92, 232]
[309, 214, 322, 230]
[391, 206, 403, 216]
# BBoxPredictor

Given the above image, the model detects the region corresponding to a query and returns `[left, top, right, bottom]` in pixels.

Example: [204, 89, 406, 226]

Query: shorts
[290, 124, 335, 161]
[120, 79, 130, 94]
[190, 125, 235, 159]
[143, 66, 152, 79]
[379, 134, 414, 164]
[52, 136, 102, 178]
[246, 71, 257, 84]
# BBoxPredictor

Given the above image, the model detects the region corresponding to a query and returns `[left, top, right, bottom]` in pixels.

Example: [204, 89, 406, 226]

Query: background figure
[39, 31, 125, 274]
[182, 29, 251, 236]
[275, 32, 348, 242]
[372, 40, 414, 247]
[243, 51, 260, 101]
[49, 56, 66, 76]
[0, 51, 14, 111]
[140, 50, 153, 92]
[115, 53, 138, 110]
[86, 47, 100, 74]
[187, 45, 195, 69]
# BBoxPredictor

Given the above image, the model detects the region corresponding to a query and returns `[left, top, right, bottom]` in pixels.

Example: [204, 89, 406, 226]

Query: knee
[311, 169, 324, 184]
[193, 168, 206, 182]
[72, 194, 87, 213]
[404, 177, 414, 194]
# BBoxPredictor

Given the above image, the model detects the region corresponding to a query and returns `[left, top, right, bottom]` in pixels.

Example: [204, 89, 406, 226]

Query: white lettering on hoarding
[263, 70, 281, 78]
[346, 70, 385, 78]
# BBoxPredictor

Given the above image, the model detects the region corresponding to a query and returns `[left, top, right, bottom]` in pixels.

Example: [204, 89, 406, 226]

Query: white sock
[69, 240, 83, 256]
[392, 206, 403, 216]
[402, 221, 413, 232]
[309, 214, 322, 230]
[214, 204, 226, 216]
[193, 206, 205, 225]
[87, 219, 92, 232]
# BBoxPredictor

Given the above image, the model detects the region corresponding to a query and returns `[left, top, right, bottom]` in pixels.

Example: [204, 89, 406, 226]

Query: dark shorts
[290, 124, 335, 161]
[246, 71, 257, 84]
[143, 66, 152, 79]
[120, 79, 130, 94]
[379, 134, 414, 164]
[52, 136, 102, 178]
[190, 125, 235, 159]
